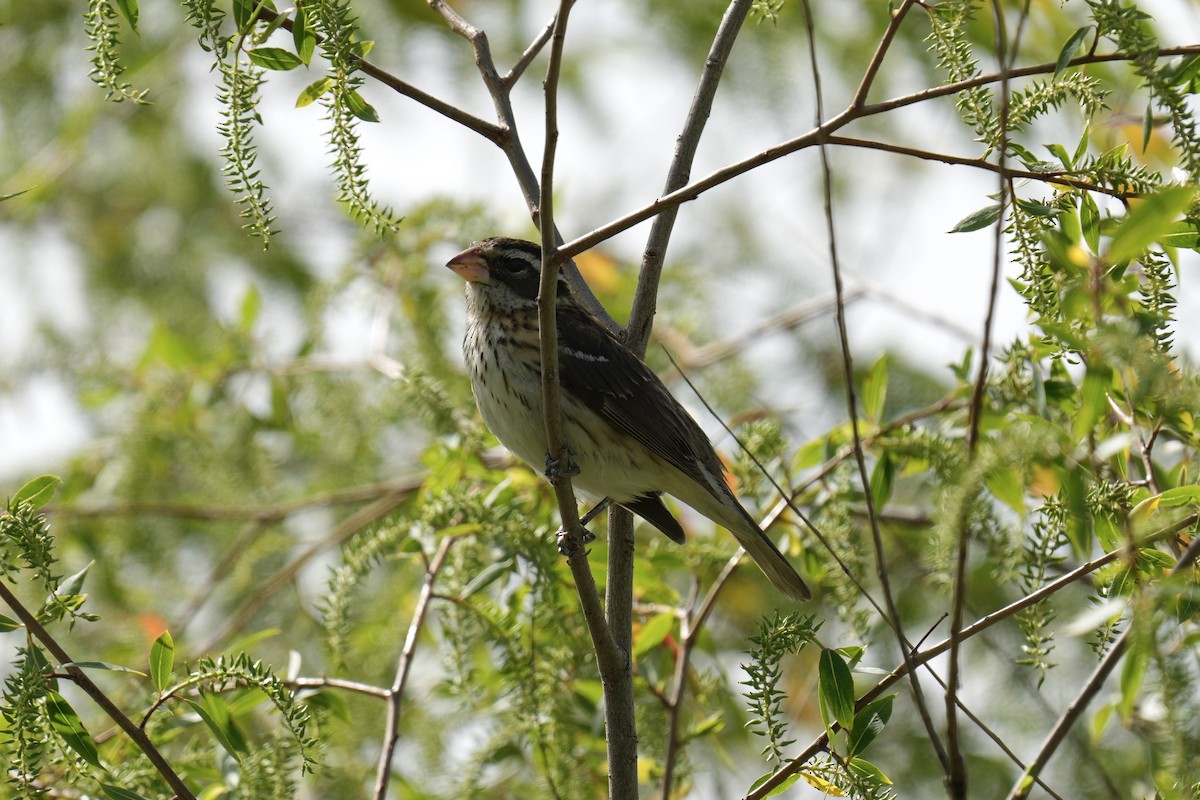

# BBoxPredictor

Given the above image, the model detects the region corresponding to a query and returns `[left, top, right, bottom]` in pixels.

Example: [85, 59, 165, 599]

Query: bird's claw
[544, 450, 580, 479]
[556, 526, 595, 556]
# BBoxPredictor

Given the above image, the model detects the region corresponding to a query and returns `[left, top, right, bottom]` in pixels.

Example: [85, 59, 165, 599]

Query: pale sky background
[3, 1, 1200, 479]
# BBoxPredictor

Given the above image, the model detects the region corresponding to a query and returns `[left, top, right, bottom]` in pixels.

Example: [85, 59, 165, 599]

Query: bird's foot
[556, 526, 595, 556]
[544, 449, 580, 480]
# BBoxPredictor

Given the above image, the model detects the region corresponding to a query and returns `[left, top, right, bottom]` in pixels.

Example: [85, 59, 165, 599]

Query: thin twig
[745, 512, 1200, 799]
[0, 581, 197, 800]
[799, 0, 949, 772]
[289, 676, 392, 698]
[946, 0, 1020, 791]
[373, 535, 457, 799]
[851, 0, 920, 108]
[195, 486, 413, 652]
[626, 0, 753, 353]
[503, 14, 557, 87]
[1007, 533, 1200, 800]
[553, 43, 1200, 265]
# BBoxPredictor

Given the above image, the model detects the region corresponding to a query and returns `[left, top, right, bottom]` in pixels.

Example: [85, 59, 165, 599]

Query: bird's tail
[724, 511, 812, 602]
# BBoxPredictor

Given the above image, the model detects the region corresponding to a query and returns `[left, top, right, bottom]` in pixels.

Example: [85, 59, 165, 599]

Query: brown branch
[1007, 532, 1200, 800]
[745, 512, 1200, 799]
[195, 486, 413, 652]
[0, 581, 197, 800]
[373, 535, 457, 799]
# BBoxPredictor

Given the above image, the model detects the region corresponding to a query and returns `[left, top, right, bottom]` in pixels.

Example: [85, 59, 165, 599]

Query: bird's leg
[544, 447, 580, 479]
[556, 498, 608, 554]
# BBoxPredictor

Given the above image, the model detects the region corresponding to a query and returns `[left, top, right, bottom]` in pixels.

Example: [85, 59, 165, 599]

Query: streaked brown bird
[446, 237, 811, 601]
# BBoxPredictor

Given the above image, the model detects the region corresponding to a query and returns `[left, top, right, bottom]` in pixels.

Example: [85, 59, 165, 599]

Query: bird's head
[446, 237, 573, 305]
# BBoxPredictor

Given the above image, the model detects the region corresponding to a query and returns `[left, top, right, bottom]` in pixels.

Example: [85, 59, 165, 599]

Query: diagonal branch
[0, 581, 197, 800]
[799, 0, 949, 773]
[745, 512, 1200, 799]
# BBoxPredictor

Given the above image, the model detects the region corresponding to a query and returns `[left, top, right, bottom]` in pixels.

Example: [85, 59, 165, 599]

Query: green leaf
[45, 690, 103, 768]
[63, 661, 147, 676]
[1055, 26, 1091, 77]
[1158, 486, 1200, 508]
[985, 466, 1025, 514]
[460, 559, 512, 598]
[869, 453, 894, 510]
[247, 47, 304, 71]
[349, 40, 375, 59]
[102, 784, 152, 800]
[1118, 635, 1150, 721]
[848, 757, 893, 785]
[12, 474, 61, 510]
[293, 6, 316, 65]
[1160, 220, 1200, 250]
[1080, 192, 1100, 253]
[1107, 185, 1199, 264]
[1073, 365, 1112, 442]
[633, 612, 675, 660]
[238, 285, 261, 333]
[184, 693, 249, 760]
[686, 712, 725, 740]
[949, 204, 1002, 233]
[1141, 102, 1154, 157]
[114, 0, 139, 33]
[296, 77, 334, 108]
[818, 648, 855, 732]
[151, 630, 175, 692]
[346, 90, 380, 123]
[0, 613, 21, 632]
[749, 772, 800, 797]
[862, 355, 888, 423]
[847, 694, 894, 756]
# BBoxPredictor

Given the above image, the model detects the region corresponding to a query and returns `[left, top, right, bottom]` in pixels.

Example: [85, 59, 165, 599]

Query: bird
[446, 237, 811, 602]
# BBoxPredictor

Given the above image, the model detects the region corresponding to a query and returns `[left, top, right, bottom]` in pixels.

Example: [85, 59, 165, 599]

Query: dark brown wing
[554, 302, 725, 487]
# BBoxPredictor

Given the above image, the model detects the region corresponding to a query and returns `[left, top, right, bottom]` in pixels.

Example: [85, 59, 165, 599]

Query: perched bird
[446, 237, 811, 601]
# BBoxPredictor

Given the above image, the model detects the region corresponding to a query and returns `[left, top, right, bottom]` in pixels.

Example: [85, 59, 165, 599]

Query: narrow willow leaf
[247, 47, 304, 71]
[847, 694, 895, 756]
[749, 773, 801, 797]
[1160, 221, 1200, 250]
[63, 661, 147, 676]
[949, 204, 1002, 233]
[46, 691, 103, 768]
[1055, 26, 1091, 77]
[633, 612, 675, 660]
[114, 0, 139, 33]
[102, 784, 152, 800]
[12, 474, 61, 510]
[0, 613, 20, 632]
[818, 648, 855, 732]
[1080, 192, 1100, 253]
[862, 355, 888, 423]
[296, 77, 334, 108]
[1158, 486, 1200, 507]
[1142, 102, 1154, 156]
[869, 453, 894, 510]
[848, 757, 893, 785]
[150, 630, 175, 692]
[184, 694, 248, 760]
[1107, 185, 1198, 264]
[293, 5, 316, 65]
[346, 90, 380, 123]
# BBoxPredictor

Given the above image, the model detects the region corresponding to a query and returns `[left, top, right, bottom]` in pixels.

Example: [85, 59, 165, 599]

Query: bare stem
[0, 581, 197, 800]
[373, 535, 457, 799]
[745, 513, 1200, 799]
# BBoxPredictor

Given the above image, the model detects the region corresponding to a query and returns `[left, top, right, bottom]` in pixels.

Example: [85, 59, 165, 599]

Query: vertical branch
[372, 535, 456, 799]
[797, 0, 950, 771]
[538, 4, 634, 797]
[946, 3, 1021, 794]
[626, 0, 754, 351]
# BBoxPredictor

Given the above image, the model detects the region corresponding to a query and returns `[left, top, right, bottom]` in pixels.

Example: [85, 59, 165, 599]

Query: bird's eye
[493, 252, 537, 275]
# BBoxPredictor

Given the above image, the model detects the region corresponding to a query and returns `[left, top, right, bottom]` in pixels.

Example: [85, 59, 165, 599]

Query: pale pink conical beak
[446, 246, 490, 284]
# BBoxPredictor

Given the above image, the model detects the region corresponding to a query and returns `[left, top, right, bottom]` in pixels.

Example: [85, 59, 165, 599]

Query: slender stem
[0, 581, 197, 800]
[626, 0, 753, 352]
[745, 513, 1200, 799]
[799, 0, 949, 772]
[1006, 533, 1200, 800]
[373, 536, 456, 799]
[851, 0, 920, 108]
